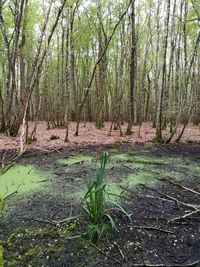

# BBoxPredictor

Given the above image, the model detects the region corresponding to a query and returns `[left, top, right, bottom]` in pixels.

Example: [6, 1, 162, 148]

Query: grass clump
[0, 242, 3, 267]
[81, 152, 131, 243]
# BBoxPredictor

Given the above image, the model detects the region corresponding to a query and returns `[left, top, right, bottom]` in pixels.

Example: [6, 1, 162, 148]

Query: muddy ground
[0, 142, 200, 266]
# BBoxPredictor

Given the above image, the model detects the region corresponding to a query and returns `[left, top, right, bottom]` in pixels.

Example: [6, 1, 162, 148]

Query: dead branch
[1, 151, 6, 168]
[140, 184, 200, 210]
[143, 194, 174, 204]
[4, 184, 21, 201]
[125, 225, 174, 234]
[92, 244, 123, 266]
[148, 168, 200, 195]
[22, 215, 81, 226]
[169, 210, 200, 222]
[131, 259, 200, 267]
[156, 176, 199, 196]
[113, 241, 127, 262]
[119, 162, 140, 172]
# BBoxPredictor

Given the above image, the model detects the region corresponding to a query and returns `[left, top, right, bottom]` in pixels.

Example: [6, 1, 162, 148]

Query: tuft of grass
[81, 152, 131, 243]
[0, 242, 3, 267]
[26, 137, 37, 144]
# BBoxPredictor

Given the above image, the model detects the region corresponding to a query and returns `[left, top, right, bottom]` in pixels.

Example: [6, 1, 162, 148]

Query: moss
[24, 245, 43, 261]
[71, 239, 102, 267]
[5, 225, 75, 266]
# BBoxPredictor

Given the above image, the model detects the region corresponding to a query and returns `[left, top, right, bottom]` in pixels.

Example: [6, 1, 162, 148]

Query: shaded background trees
[0, 0, 199, 143]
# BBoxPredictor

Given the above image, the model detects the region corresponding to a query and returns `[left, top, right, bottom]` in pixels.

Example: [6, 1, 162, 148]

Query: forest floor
[0, 121, 200, 151]
[0, 142, 200, 266]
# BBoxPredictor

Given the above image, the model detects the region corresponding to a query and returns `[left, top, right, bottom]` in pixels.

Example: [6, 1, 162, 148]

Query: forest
[0, 0, 200, 266]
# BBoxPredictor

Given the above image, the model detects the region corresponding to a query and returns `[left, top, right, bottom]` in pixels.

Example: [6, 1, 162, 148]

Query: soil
[0, 142, 200, 267]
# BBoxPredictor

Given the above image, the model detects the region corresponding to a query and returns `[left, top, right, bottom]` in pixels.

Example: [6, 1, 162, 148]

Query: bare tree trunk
[75, 0, 133, 136]
[126, 0, 136, 135]
[155, 0, 171, 142]
[64, 9, 70, 142]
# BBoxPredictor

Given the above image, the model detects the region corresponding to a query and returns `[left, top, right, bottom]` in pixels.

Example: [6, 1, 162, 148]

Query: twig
[139, 184, 200, 222]
[1, 151, 26, 171]
[22, 215, 81, 226]
[131, 259, 200, 267]
[157, 176, 199, 196]
[22, 217, 56, 225]
[52, 215, 81, 225]
[92, 244, 122, 266]
[149, 170, 200, 195]
[4, 184, 21, 200]
[170, 210, 200, 222]
[143, 194, 174, 204]
[140, 184, 200, 210]
[33, 147, 62, 154]
[127, 225, 174, 234]
[0, 163, 14, 175]
[119, 163, 140, 172]
[1, 152, 6, 168]
[113, 241, 127, 262]
[108, 192, 133, 202]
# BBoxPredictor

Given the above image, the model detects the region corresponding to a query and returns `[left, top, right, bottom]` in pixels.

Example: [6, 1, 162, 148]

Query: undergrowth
[81, 152, 131, 243]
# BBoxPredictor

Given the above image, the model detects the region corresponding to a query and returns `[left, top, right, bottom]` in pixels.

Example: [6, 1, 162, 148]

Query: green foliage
[26, 137, 37, 144]
[50, 134, 60, 140]
[81, 152, 131, 243]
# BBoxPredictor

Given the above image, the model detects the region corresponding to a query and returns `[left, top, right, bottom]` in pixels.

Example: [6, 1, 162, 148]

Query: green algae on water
[123, 171, 156, 188]
[0, 164, 50, 198]
[59, 155, 93, 166]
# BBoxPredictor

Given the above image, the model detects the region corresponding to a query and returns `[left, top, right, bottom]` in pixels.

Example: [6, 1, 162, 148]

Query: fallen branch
[119, 163, 140, 172]
[140, 184, 200, 210]
[0, 163, 14, 175]
[139, 184, 200, 222]
[113, 241, 127, 262]
[131, 259, 200, 267]
[92, 244, 122, 266]
[22, 215, 82, 226]
[1, 152, 6, 168]
[0, 151, 26, 173]
[158, 177, 199, 195]
[4, 184, 21, 201]
[33, 147, 63, 154]
[143, 194, 174, 204]
[149, 170, 200, 195]
[22, 217, 57, 225]
[169, 209, 200, 222]
[0, 184, 21, 212]
[129, 225, 174, 234]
